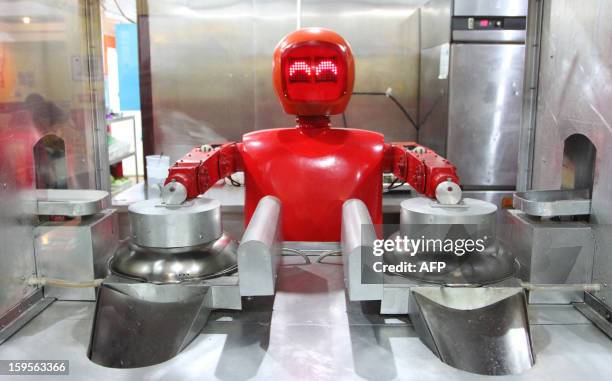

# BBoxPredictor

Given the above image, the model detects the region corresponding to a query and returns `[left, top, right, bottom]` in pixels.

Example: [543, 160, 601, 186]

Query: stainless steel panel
[516, 0, 545, 191]
[142, 0, 295, 137]
[420, 0, 451, 49]
[0, 0, 104, 318]
[447, 43, 525, 188]
[417, 45, 449, 154]
[143, 0, 427, 155]
[453, 0, 528, 17]
[145, 0, 257, 161]
[530, 0, 612, 310]
[299, 0, 425, 141]
[513, 189, 591, 217]
[500, 210, 595, 304]
[206, 275, 242, 310]
[36, 189, 109, 216]
[253, 0, 298, 131]
[460, 189, 513, 229]
[452, 30, 526, 43]
[34, 210, 118, 301]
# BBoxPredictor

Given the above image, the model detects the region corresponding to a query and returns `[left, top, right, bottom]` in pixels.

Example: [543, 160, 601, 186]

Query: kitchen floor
[1, 255, 611, 381]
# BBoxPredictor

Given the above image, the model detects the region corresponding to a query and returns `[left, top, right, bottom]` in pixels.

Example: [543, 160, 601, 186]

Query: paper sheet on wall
[439, 43, 450, 79]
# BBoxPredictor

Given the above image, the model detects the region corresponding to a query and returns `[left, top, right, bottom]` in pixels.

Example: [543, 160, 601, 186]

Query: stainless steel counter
[111, 182, 508, 215]
[111, 182, 412, 240]
[111, 182, 414, 214]
[111, 182, 246, 213]
[0, 255, 611, 380]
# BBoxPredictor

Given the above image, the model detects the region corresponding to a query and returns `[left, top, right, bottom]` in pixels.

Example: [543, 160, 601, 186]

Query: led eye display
[281, 42, 348, 102]
[315, 58, 338, 82]
[288, 58, 312, 82]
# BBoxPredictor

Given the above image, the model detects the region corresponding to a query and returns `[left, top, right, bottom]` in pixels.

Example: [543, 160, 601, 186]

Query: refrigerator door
[418, 44, 451, 156]
[447, 43, 525, 188]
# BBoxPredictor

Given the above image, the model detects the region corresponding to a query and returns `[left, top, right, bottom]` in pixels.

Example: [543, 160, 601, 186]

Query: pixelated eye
[288, 59, 311, 82]
[315, 58, 338, 82]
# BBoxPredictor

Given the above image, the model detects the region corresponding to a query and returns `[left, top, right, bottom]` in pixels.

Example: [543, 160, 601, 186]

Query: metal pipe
[520, 282, 603, 292]
[27, 277, 104, 288]
[281, 248, 311, 265]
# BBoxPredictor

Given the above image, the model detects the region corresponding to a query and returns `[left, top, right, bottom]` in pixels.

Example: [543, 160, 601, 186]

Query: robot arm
[161, 143, 242, 205]
[384, 142, 462, 204]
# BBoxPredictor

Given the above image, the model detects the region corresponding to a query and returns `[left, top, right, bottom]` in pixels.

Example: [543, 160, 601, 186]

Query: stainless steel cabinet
[447, 44, 525, 187]
[418, 0, 527, 189]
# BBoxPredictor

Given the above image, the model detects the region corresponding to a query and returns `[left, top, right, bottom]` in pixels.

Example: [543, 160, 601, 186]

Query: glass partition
[0, 0, 105, 318]
[0, 0, 105, 191]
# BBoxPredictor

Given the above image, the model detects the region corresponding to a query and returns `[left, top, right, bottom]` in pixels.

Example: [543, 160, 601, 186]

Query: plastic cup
[146, 154, 170, 168]
[146, 155, 170, 186]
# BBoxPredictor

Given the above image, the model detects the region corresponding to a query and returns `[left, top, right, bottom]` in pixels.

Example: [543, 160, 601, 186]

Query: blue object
[116, 24, 140, 111]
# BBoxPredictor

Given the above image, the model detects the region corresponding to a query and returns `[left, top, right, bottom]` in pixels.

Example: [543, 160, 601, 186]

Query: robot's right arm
[161, 143, 242, 204]
[384, 142, 462, 204]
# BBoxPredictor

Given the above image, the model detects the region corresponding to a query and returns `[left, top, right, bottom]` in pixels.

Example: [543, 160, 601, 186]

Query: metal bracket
[0, 290, 55, 345]
[574, 292, 612, 338]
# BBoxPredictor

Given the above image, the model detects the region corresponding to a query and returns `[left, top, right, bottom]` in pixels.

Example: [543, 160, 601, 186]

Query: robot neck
[296, 115, 331, 129]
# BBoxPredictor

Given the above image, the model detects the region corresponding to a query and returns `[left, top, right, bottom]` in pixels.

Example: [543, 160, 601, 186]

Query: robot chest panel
[241, 128, 384, 241]
[242, 128, 384, 198]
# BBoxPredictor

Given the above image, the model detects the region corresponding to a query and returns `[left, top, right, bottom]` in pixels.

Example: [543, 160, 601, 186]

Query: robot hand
[385, 142, 461, 204]
[161, 143, 242, 205]
[161, 179, 188, 205]
[435, 179, 463, 205]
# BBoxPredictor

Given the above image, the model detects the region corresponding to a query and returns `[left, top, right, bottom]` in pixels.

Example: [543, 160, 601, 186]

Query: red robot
[162, 28, 460, 242]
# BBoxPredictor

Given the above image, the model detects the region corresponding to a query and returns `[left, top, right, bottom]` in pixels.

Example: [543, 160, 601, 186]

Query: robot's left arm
[384, 142, 462, 204]
[161, 143, 242, 204]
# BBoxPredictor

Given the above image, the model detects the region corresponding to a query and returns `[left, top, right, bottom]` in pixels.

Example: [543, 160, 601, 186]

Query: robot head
[273, 28, 355, 117]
